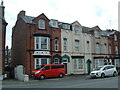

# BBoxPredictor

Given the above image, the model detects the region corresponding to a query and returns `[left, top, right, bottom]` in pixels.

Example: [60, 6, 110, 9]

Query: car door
[106, 66, 113, 76]
[103, 66, 109, 76]
[43, 65, 52, 77]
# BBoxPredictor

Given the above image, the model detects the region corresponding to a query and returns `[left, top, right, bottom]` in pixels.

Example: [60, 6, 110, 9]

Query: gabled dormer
[92, 26, 101, 38]
[32, 13, 50, 30]
[71, 21, 82, 34]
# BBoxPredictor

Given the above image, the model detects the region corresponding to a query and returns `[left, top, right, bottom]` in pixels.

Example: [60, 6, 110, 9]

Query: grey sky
[3, 0, 119, 48]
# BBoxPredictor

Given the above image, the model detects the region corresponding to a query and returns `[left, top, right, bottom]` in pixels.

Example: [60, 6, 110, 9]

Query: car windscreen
[35, 65, 45, 70]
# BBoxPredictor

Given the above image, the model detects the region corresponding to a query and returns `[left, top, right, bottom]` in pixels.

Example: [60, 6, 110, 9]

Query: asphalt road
[2, 75, 120, 88]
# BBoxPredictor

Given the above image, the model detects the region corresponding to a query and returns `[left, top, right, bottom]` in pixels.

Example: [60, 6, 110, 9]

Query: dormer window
[94, 31, 100, 38]
[62, 24, 70, 30]
[114, 35, 117, 41]
[38, 20, 45, 29]
[49, 19, 58, 28]
[74, 25, 79, 34]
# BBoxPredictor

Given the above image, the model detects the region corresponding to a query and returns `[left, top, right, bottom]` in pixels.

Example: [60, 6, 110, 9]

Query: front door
[86, 59, 91, 74]
[63, 63, 67, 74]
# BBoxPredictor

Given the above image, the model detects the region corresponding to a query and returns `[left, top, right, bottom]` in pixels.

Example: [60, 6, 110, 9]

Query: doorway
[63, 63, 67, 74]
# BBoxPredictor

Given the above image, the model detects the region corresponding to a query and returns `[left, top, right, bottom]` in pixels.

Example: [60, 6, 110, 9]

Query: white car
[90, 65, 118, 78]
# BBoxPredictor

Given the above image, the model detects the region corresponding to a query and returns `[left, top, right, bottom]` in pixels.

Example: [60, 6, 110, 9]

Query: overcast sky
[3, 0, 119, 48]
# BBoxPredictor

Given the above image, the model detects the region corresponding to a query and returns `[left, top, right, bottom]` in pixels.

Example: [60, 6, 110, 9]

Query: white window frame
[49, 20, 58, 28]
[114, 35, 117, 41]
[94, 31, 100, 38]
[74, 25, 79, 34]
[63, 38, 67, 51]
[38, 20, 45, 29]
[73, 58, 83, 71]
[74, 40, 80, 52]
[94, 59, 104, 69]
[54, 58, 59, 64]
[109, 45, 112, 54]
[115, 59, 120, 67]
[55, 38, 59, 51]
[35, 58, 50, 69]
[35, 37, 50, 50]
[96, 44, 100, 54]
[115, 45, 119, 55]
[63, 24, 70, 30]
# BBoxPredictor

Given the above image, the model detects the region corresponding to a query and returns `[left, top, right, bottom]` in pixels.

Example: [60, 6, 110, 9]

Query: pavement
[2, 74, 90, 84]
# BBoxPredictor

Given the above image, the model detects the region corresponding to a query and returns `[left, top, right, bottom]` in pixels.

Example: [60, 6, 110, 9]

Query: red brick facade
[12, 11, 61, 75]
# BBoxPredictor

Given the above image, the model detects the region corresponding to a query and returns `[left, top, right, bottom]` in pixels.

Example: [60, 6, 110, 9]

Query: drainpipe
[29, 24, 32, 75]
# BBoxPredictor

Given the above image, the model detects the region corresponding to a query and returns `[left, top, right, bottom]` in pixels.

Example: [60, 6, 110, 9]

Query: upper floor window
[104, 44, 108, 54]
[55, 38, 59, 51]
[74, 25, 79, 34]
[109, 45, 112, 54]
[54, 58, 59, 64]
[35, 37, 50, 50]
[114, 35, 117, 41]
[49, 19, 58, 28]
[94, 31, 100, 38]
[63, 38, 67, 51]
[62, 24, 70, 30]
[38, 20, 45, 29]
[74, 40, 80, 52]
[96, 43, 100, 54]
[115, 45, 119, 55]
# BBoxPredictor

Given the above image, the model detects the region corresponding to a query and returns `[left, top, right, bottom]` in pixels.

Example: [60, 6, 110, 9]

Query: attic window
[114, 35, 117, 41]
[94, 31, 100, 38]
[74, 25, 79, 34]
[62, 24, 70, 30]
[38, 20, 45, 29]
[49, 20, 58, 28]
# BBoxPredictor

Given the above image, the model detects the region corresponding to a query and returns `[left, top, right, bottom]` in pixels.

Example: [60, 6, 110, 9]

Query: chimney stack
[17, 10, 26, 20]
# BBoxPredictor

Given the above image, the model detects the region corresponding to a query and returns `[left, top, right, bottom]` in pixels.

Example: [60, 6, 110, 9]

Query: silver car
[90, 65, 118, 78]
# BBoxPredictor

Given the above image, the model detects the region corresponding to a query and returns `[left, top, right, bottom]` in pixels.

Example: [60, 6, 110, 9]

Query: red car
[32, 64, 66, 80]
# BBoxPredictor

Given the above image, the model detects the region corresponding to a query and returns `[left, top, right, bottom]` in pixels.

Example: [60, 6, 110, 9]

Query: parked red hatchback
[32, 64, 66, 80]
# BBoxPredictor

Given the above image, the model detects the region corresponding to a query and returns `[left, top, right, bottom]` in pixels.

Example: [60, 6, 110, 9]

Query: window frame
[34, 37, 50, 50]
[54, 58, 59, 64]
[73, 58, 83, 71]
[63, 38, 67, 51]
[94, 31, 100, 38]
[38, 19, 45, 29]
[35, 58, 50, 69]
[74, 25, 79, 34]
[74, 40, 80, 52]
[54, 38, 59, 51]
[96, 43, 100, 54]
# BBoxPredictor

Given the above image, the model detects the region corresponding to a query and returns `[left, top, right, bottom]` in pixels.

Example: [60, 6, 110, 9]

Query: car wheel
[113, 72, 117, 77]
[59, 73, 64, 78]
[101, 73, 105, 78]
[40, 75, 45, 80]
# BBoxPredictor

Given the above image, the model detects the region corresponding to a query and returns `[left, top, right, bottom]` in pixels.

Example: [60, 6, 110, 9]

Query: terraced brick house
[12, 11, 61, 75]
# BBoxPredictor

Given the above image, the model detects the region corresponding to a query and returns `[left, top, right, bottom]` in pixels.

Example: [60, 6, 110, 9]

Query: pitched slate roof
[82, 26, 92, 34]
[21, 15, 35, 24]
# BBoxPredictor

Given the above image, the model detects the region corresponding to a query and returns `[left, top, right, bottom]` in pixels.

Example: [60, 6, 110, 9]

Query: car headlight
[35, 71, 40, 74]
[96, 72, 98, 75]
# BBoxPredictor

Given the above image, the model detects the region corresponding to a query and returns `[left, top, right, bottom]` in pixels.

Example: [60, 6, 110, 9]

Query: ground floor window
[115, 59, 120, 67]
[73, 58, 83, 71]
[54, 58, 59, 64]
[94, 59, 104, 69]
[35, 58, 50, 69]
